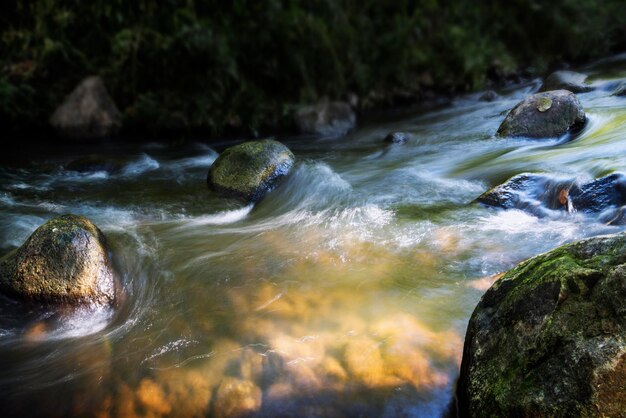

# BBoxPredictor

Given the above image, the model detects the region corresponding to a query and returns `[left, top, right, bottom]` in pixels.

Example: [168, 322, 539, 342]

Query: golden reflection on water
[91, 224, 465, 417]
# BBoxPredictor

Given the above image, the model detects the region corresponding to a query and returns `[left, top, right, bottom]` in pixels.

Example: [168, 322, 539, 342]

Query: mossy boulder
[496, 90, 586, 138]
[295, 99, 356, 137]
[49, 76, 122, 140]
[539, 70, 594, 93]
[207, 140, 295, 202]
[458, 233, 626, 417]
[0, 215, 117, 305]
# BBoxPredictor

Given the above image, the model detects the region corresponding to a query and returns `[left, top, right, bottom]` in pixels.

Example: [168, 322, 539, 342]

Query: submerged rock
[49, 76, 122, 140]
[65, 155, 127, 174]
[213, 377, 262, 418]
[497, 90, 586, 138]
[383, 131, 412, 144]
[458, 233, 626, 417]
[478, 90, 498, 102]
[0, 215, 116, 305]
[295, 100, 356, 137]
[539, 70, 593, 93]
[207, 139, 295, 202]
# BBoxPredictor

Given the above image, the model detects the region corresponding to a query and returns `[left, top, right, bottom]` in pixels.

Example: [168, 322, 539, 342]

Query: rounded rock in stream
[496, 90, 586, 138]
[539, 70, 594, 93]
[0, 215, 117, 305]
[458, 233, 626, 417]
[207, 139, 295, 202]
[384, 131, 412, 144]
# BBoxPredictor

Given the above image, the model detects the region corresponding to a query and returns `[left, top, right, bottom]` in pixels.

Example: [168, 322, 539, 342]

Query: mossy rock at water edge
[458, 232, 626, 417]
[207, 139, 295, 202]
[0, 215, 117, 305]
[497, 90, 586, 139]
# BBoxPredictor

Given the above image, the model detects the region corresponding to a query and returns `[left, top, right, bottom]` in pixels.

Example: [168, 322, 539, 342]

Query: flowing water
[1, 55, 626, 417]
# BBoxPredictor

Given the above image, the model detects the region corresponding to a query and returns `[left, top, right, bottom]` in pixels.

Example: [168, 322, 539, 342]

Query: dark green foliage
[1, 0, 625, 137]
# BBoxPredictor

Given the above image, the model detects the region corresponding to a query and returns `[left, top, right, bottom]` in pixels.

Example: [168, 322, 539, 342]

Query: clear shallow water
[1, 58, 626, 417]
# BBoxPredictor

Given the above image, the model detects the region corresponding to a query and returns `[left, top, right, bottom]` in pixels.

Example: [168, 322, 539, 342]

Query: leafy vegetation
[1, 0, 625, 138]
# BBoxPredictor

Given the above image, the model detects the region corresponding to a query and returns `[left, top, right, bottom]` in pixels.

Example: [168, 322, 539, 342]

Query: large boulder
[458, 233, 626, 417]
[539, 70, 594, 93]
[295, 99, 356, 137]
[207, 140, 295, 202]
[49, 76, 122, 140]
[0, 215, 117, 305]
[497, 90, 586, 138]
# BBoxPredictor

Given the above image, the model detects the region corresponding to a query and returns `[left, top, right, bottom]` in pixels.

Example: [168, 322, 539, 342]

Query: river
[1, 54, 625, 417]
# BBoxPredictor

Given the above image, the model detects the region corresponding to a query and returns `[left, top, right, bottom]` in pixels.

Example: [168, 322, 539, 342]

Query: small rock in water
[295, 99, 356, 137]
[496, 90, 586, 138]
[383, 131, 412, 144]
[478, 90, 498, 102]
[207, 139, 295, 202]
[0, 214, 117, 305]
[458, 233, 626, 416]
[213, 377, 262, 418]
[539, 70, 593, 93]
[49, 76, 122, 140]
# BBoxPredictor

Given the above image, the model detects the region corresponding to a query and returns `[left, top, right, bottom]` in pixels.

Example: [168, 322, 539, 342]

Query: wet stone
[207, 139, 295, 202]
[496, 90, 586, 138]
[0, 214, 117, 305]
[213, 377, 262, 418]
[458, 233, 626, 416]
[384, 132, 412, 144]
[477, 172, 626, 221]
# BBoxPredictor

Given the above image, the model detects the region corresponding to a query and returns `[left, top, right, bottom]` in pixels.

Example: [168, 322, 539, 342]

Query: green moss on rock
[458, 233, 626, 417]
[0, 214, 117, 305]
[207, 140, 295, 202]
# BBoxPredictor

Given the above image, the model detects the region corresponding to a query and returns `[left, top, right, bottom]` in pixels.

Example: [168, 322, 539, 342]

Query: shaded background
[2, 0, 625, 138]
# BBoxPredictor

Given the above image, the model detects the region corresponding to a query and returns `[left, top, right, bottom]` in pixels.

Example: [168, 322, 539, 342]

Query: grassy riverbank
[2, 0, 625, 139]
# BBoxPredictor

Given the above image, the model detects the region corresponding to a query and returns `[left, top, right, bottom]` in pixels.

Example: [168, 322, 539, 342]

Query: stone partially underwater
[476, 172, 626, 223]
[497, 90, 586, 139]
[0, 215, 117, 305]
[207, 139, 295, 202]
[539, 70, 594, 93]
[458, 232, 626, 417]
